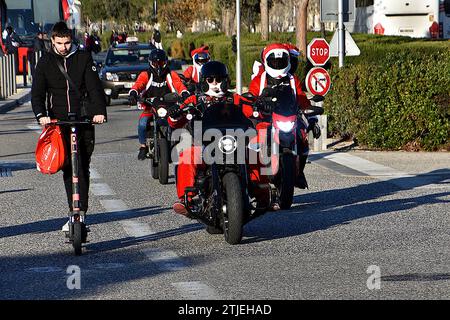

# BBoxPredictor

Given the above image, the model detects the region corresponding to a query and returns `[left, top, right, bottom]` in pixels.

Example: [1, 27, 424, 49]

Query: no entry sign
[307, 38, 330, 66]
[305, 67, 331, 96]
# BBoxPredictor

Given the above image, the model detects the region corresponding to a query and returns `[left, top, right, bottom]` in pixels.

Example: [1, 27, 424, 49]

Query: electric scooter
[55, 113, 97, 255]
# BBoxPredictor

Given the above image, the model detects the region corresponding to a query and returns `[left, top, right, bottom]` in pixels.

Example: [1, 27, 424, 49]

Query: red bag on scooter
[35, 124, 66, 174]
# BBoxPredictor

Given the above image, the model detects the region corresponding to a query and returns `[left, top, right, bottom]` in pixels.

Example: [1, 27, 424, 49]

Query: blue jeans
[138, 116, 151, 145]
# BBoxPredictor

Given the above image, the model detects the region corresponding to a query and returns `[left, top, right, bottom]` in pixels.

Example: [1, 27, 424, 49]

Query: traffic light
[231, 35, 237, 54]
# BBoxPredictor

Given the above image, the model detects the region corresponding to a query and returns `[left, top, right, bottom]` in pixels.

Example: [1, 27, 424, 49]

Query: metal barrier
[0, 54, 17, 99]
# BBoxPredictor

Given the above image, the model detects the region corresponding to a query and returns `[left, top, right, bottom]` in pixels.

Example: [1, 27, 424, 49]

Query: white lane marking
[121, 220, 157, 238]
[90, 183, 115, 196]
[142, 248, 187, 271]
[89, 168, 101, 179]
[100, 199, 156, 237]
[171, 281, 220, 300]
[323, 153, 448, 190]
[27, 124, 42, 132]
[323, 153, 412, 177]
[97, 188, 218, 298]
[100, 199, 128, 212]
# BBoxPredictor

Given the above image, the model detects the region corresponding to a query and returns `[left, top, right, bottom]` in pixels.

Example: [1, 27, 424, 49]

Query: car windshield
[106, 48, 151, 66]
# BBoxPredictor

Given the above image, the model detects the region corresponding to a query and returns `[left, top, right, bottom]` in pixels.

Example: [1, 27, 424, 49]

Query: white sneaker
[61, 220, 70, 232]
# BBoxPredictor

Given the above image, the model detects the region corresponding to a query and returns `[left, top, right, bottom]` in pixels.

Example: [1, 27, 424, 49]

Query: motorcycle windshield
[201, 102, 253, 133]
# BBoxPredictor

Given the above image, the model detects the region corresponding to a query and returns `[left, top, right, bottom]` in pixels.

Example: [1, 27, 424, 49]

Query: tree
[260, 0, 269, 41]
[295, 0, 309, 60]
[242, 0, 260, 33]
[159, 0, 210, 33]
[81, 0, 150, 32]
[81, 0, 108, 30]
[213, 0, 235, 36]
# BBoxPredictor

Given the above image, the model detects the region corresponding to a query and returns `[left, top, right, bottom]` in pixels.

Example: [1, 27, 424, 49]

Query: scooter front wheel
[72, 221, 83, 256]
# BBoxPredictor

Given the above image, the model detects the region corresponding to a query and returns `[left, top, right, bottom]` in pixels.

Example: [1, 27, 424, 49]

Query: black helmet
[200, 61, 230, 96]
[148, 49, 168, 77]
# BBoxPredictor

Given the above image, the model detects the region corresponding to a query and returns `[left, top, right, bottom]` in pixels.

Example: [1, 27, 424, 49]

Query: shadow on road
[0, 242, 208, 299]
[0, 206, 169, 239]
[243, 168, 450, 244]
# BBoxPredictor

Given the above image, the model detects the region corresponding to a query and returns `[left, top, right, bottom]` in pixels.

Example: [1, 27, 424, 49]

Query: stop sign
[307, 38, 330, 66]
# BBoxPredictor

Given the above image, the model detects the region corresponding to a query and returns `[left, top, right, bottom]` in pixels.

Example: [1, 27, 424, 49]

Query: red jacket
[244, 71, 310, 118]
[131, 70, 187, 95]
[183, 65, 201, 83]
[130, 70, 188, 118]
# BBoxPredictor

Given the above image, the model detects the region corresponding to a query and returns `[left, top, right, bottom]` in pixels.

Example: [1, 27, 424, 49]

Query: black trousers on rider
[61, 125, 95, 213]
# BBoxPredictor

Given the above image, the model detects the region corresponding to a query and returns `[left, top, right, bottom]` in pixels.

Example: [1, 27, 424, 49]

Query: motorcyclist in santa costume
[244, 43, 320, 190]
[169, 61, 274, 215]
[128, 49, 190, 160]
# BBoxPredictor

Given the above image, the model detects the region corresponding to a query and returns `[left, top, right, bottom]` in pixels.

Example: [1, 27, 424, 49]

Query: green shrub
[326, 43, 450, 151]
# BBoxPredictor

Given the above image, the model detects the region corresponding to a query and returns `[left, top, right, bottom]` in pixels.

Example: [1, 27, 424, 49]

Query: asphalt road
[0, 100, 449, 300]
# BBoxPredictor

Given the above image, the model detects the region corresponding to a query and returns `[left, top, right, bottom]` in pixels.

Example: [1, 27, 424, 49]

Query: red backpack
[35, 124, 66, 174]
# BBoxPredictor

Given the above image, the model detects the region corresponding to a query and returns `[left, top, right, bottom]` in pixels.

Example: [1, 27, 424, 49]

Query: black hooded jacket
[32, 45, 106, 121]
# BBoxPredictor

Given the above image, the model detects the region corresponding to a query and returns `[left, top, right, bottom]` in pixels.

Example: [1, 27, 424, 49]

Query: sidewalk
[0, 86, 31, 114]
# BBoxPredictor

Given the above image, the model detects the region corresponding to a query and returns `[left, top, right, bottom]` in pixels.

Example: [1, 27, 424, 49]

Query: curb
[0, 88, 32, 114]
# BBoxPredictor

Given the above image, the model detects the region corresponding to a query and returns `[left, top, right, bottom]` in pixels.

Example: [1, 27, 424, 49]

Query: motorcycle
[138, 92, 180, 185]
[177, 99, 277, 245]
[244, 86, 324, 210]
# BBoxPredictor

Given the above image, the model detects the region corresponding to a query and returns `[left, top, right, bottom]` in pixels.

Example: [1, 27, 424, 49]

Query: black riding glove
[307, 117, 321, 139]
[168, 106, 183, 118]
[128, 90, 138, 105]
[181, 91, 191, 101]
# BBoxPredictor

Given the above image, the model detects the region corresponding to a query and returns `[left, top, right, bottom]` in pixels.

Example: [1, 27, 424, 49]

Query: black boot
[295, 155, 308, 189]
[138, 146, 149, 160]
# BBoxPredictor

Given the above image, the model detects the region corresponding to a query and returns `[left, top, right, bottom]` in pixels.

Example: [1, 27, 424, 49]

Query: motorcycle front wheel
[158, 138, 169, 184]
[222, 172, 244, 245]
[278, 153, 295, 210]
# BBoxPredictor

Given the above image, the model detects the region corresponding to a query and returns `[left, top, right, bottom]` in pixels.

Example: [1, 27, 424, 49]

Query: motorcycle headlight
[106, 72, 119, 81]
[157, 108, 167, 117]
[218, 135, 237, 154]
[276, 121, 295, 133]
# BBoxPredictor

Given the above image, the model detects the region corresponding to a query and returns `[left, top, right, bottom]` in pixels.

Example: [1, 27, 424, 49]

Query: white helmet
[263, 45, 291, 79]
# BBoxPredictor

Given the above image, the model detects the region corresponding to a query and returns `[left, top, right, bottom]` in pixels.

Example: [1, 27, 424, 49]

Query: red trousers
[175, 146, 269, 200]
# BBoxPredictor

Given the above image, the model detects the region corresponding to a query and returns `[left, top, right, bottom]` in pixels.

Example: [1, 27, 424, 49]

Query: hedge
[326, 38, 450, 151]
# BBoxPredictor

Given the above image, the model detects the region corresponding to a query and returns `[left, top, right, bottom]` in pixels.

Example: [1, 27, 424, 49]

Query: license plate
[124, 82, 133, 88]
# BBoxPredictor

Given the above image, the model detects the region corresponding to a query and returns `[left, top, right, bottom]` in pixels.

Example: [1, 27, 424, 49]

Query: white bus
[353, 0, 450, 39]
